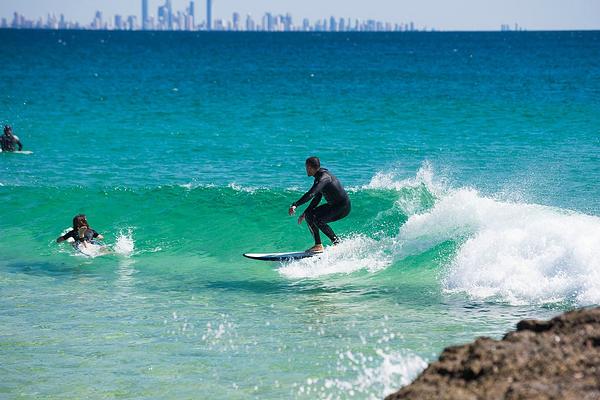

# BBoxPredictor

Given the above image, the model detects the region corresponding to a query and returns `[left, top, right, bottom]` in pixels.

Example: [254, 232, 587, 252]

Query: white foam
[228, 182, 268, 193]
[399, 188, 600, 306]
[361, 161, 446, 217]
[282, 163, 600, 306]
[298, 349, 427, 399]
[278, 235, 392, 279]
[178, 182, 215, 190]
[362, 161, 442, 194]
[113, 229, 135, 257]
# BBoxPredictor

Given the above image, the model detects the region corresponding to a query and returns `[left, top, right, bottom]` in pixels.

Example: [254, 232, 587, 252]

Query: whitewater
[281, 163, 600, 308]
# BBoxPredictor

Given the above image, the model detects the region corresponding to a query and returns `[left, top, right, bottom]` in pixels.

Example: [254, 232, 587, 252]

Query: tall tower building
[188, 1, 195, 30]
[142, 0, 149, 30]
[206, 0, 212, 30]
[166, 0, 173, 29]
[232, 12, 240, 30]
[246, 14, 255, 31]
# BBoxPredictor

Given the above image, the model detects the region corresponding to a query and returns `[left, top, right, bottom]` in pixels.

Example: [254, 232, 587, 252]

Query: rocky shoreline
[386, 307, 600, 400]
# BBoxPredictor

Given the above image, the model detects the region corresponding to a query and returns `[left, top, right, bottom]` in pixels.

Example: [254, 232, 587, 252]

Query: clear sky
[1, 0, 599, 30]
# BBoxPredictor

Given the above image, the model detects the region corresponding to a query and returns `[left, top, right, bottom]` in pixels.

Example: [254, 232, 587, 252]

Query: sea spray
[113, 228, 135, 256]
[396, 187, 600, 306]
[283, 163, 600, 307]
[278, 234, 392, 279]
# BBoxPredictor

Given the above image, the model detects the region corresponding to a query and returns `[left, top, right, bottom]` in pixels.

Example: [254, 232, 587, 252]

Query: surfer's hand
[288, 205, 296, 216]
[298, 213, 305, 224]
[97, 234, 104, 240]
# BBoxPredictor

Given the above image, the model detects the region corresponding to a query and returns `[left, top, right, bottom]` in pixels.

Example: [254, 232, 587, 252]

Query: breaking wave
[281, 163, 600, 306]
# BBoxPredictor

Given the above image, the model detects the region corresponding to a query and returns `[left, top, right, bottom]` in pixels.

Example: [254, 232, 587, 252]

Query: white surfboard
[243, 251, 318, 261]
[0, 150, 33, 154]
[74, 242, 111, 257]
[72, 241, 112, 257]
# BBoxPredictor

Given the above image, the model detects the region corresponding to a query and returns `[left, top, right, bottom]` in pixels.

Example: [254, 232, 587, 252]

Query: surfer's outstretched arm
[291, 175, 330, 209]
[56, 230, 76, 243]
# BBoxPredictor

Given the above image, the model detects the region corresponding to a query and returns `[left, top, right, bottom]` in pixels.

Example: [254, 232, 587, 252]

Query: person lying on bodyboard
[56, 214, 104, 247]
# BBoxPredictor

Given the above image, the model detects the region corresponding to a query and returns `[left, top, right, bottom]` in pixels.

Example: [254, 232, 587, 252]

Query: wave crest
[285, 163, 600, 307]
[398, 187, 600, 306]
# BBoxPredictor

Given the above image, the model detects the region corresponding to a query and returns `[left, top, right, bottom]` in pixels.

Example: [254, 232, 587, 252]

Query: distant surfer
[56, 214, 104, 247]
[288, 157, 351, 253]
[0, 125, 23, 152]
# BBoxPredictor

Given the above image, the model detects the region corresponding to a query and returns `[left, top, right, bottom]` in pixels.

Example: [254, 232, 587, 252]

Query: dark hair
[72, 214, 88, 230]
[4, 125, 11, 134]
[305, 156, 320, 170]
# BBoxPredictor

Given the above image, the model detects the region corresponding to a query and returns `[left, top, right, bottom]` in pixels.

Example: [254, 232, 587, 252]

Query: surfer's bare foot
[306, 244, 324, 253]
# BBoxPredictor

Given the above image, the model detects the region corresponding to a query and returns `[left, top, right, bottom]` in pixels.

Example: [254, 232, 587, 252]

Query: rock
[385, 307, 600, 400]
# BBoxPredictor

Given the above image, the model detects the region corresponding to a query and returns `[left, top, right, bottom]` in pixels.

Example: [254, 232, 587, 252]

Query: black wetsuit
[292, 168, 351, 245]
[0, 134, 23, 152]
[60, 228, 100, 244]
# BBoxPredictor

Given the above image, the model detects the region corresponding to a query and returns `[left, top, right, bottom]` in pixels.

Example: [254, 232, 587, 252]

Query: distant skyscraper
[206, 0, 212, 30]
[92, 11, 103, 29]
[329, 16, 337, 31]
[265, 12, 273, 31]
[302, 18, 309, 31]
[166, 0, 173, 29]
[283, 13, 292, 31]
[142, 0, 148, 29]
[158, 5, 167, 29]
[245, 14, 254, 31]
[188, 1, 195, 30]
[232, 13, 240, 30]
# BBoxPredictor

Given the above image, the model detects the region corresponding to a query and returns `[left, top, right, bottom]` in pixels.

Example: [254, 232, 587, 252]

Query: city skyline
[3, 3, 434, 32]
[0, 0, 599, 31]
[2, 0, 440, 32]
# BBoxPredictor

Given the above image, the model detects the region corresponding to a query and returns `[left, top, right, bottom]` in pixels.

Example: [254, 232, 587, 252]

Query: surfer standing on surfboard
[56, 214, 104, 246]
[288, 157, 351, 253]
[0, 126, 23, 152]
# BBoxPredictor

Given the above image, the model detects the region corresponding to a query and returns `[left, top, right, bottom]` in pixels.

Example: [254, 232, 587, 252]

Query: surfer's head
[305, 156, 320, 176]
[72, 214, 89, 230]
[3, 125, 12, 136]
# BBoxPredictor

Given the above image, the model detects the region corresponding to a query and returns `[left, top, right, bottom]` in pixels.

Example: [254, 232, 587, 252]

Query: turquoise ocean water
[1, 30, 599, 398]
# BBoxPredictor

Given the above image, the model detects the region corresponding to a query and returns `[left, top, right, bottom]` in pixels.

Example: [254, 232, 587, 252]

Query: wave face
[2, 163, 599, 307]
[4, 164, 598, 399]
[274, 164, 600, 307]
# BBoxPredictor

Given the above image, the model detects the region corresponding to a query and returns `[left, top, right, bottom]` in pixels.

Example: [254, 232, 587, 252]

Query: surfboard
[0, 150, 33, 154]
[73, 241, 112, 257]
[243, 251, 317, 261]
